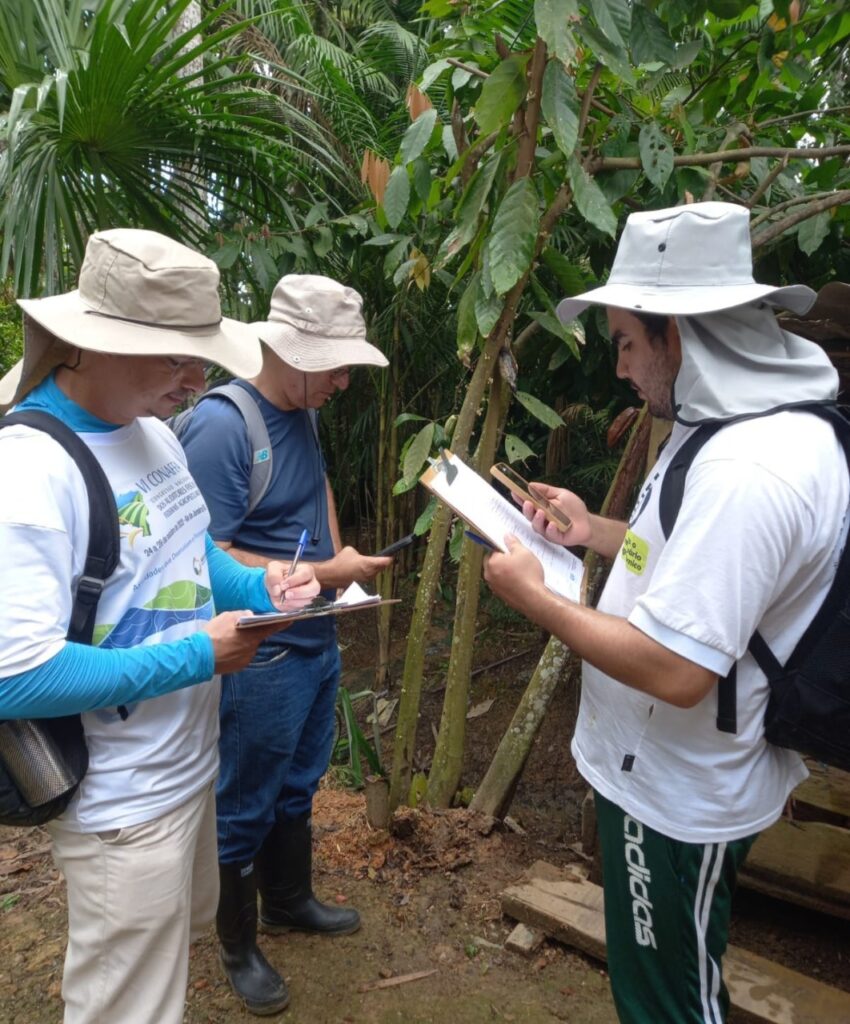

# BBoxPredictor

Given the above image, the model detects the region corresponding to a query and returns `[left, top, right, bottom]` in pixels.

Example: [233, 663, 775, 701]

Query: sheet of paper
[420, 452, 583, 603]
[335, 581, 381, 607]
[237, 584, 393, 628]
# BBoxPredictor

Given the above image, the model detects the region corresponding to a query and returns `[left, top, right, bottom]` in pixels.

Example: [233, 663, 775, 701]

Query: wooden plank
[795, 762, 850, 820]
[740, 818, 850, 920]
[501, 875, 850, 1024]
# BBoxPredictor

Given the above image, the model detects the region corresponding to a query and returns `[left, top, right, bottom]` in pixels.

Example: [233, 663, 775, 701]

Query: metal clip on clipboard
[431, 447, 457, 484]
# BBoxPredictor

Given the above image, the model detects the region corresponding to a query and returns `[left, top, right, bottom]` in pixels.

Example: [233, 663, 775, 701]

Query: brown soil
[1, 583, 848, 1023]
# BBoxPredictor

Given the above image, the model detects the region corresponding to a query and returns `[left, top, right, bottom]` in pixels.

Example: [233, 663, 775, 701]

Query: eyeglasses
[163, 356, 208, 378]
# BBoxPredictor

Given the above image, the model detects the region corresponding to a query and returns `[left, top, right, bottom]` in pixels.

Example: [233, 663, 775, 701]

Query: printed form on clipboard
[419, 450, 584, 604]
[237, 582, 398, 629]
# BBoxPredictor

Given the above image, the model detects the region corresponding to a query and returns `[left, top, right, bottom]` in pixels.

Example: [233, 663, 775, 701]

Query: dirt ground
[1, 580, 849, 1023]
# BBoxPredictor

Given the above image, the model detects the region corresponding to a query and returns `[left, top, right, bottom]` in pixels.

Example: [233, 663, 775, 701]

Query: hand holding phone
[489, 463, 572, 532]
[374, 533, 416, 557]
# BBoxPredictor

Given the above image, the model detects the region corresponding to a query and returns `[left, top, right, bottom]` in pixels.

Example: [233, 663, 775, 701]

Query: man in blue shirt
[181, 274, 391, 1015]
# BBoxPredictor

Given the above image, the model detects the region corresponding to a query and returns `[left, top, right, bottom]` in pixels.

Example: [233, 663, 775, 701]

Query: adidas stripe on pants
[594, 789, 757, 1024]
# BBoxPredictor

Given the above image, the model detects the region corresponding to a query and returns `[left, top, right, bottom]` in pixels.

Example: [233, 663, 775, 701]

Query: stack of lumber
[501, 861, 850, 1024]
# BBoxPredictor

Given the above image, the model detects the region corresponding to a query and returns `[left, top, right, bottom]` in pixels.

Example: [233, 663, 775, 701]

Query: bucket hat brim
[556, 281, 816, 322]
[258, 320, 388, 372]
[0, 289, 262, 408]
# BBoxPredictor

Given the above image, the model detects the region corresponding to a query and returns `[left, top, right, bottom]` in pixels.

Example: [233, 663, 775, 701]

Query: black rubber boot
[256, 815, 361, 936]
[217, 861, 290, 1016]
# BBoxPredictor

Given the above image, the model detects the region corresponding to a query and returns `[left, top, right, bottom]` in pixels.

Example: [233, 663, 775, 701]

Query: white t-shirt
[0, 417, 219, 831]
[573, 410, 848, 843]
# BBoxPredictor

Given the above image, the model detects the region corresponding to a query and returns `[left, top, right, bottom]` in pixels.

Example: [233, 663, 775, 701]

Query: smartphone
[489, 463, 572, 532]
[374, 533, 416, 557]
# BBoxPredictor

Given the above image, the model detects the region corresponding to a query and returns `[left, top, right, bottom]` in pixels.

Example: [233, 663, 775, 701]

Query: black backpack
[0, 411, 119, 826]
[658, 402, 850, 771]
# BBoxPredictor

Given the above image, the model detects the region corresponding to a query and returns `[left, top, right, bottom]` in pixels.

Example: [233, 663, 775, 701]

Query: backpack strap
[173, 383, 272, 516]
[1, 411, 120, 645]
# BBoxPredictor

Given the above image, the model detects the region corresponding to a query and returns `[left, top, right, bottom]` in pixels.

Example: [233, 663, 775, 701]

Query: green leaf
[589, 0, 631, 50]
[529, 311, 581, 360]
[486, 177, 539, 296]
[442, 124, 458, 162]
[414, 496, 437, 536]
[576, 23, 635, 85]
[798, 212, 831, 256]
[535, 0, 579, 64]
[412, 157, 432, 202]
[312, 226, 333, 258]
[209, 239, 241, 270]
[515, 390, 564, 430]
[631, 6, 678, 66]
[639, 123, 675, 190]
[540, 248, 586, 296]
[383, 237, 410, 278]
[382, 166, 410, 230]
[399, 108, 438, 165]
[420, 58, 451, 91]
[450, 153, 503, 255]
[504, 434, 536, 463]
[475, 286, 503, 339]
[402, 422, 435, 487]
[541, 61, 579, 159]
[456, 273, 480, 361]
[568, 158, 617, 237]
[363, 233, 407, 247]
[395, 412, 429, 427]
[473, 55, 529, 136]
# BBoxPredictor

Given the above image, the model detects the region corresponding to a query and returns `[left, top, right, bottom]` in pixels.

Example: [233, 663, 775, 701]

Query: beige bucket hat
[556, 202, 816, 322]
[256, 274, 388, 371]
[0, 228, 262, 410]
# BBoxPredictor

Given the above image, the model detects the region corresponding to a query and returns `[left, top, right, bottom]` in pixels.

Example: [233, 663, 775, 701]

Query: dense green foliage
[1, 0, 847, 802]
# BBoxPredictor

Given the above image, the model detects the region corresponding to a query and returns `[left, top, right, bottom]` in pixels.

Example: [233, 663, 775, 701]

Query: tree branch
[751, 190, 850, 249]
[757, 104, 850, 130]
[446, 57, 488, 79]
[750, 189, 839, 228]
[585, 144, 850, 173]
[577, 63, 602, 147]
[745, 154, 789, 208]
[514, 38, 548, 181]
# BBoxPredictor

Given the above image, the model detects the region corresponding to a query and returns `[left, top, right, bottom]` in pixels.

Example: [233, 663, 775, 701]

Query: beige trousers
[48, 782, 218, 1024]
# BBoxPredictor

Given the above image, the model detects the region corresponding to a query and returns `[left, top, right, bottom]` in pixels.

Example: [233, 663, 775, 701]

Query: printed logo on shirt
[624, 816, 657, 949]
[621, 529, 649, 575]
[254, 447, 270, 464]
[116, 490, 152, 545]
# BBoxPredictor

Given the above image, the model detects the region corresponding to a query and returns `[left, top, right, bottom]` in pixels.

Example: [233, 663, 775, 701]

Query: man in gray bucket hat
[180, 274, 392, 1015]
[0, 229, 319, 1024]
[484, 202, 846, 1023]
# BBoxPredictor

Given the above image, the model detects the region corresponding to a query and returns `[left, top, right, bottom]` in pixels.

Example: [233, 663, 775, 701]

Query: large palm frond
[0, 0, 343, 295]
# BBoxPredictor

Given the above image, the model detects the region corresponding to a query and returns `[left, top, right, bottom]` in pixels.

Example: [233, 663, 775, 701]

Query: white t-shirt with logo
[0, 417, 218, 831]
[573, 410, 848, 843]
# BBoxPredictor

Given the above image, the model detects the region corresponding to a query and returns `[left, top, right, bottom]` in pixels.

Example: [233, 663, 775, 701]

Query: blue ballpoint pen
[287, 528, 311, 578]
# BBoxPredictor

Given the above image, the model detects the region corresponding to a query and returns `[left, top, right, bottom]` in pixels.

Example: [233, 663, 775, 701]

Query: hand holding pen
[264, 528, 317, 609]
[287, 528, 310, 579]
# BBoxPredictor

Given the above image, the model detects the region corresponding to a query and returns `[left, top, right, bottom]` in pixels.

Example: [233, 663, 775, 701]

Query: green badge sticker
[621, 529, 649, 575]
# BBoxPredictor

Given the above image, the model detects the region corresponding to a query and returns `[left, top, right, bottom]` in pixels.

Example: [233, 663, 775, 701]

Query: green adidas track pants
[594, 790, 758, 1024]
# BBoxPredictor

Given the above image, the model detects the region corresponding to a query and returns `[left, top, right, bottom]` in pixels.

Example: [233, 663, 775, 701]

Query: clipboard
[237, 582, 400, 629]
[419, 450, 584, 603]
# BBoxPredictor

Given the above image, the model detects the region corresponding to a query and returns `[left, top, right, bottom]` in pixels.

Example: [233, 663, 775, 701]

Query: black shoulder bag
[0, 411, 119, 826]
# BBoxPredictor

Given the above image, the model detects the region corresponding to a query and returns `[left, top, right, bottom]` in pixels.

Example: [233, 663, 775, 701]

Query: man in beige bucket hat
[483, 202, 846, 1023]
[180, 273, 393, 1014]
[0, 229, 319, 1024]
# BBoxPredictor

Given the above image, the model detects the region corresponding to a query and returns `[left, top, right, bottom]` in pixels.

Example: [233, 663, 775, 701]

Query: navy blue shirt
[180, 381, 335, 652]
